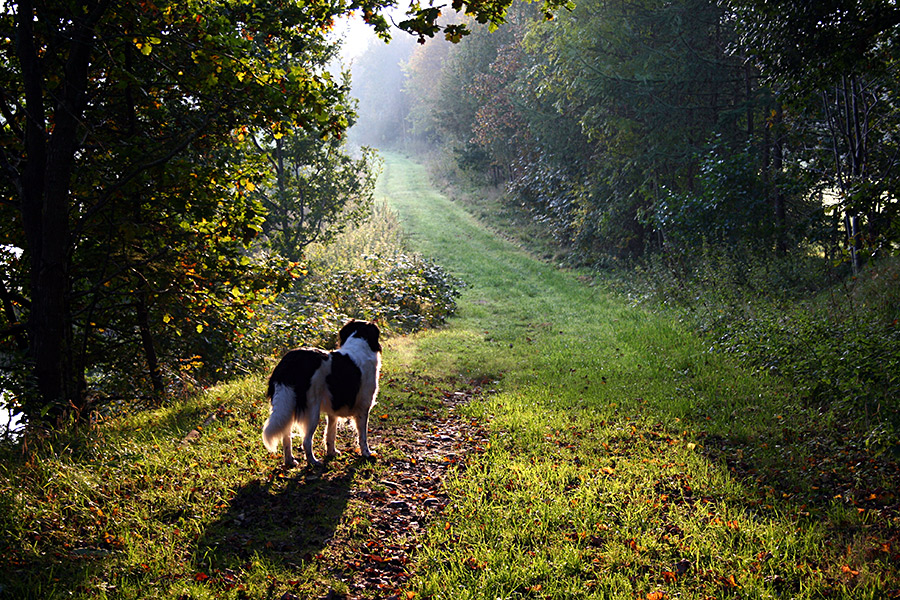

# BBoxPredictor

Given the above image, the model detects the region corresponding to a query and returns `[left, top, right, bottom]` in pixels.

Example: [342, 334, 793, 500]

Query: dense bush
[232, 201, 463, 365]
[615, 250, 900, 452]
[246, 253, 462, 359]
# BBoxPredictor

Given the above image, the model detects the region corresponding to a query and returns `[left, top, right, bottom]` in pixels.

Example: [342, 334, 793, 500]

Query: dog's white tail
[262, 383, 296, 452]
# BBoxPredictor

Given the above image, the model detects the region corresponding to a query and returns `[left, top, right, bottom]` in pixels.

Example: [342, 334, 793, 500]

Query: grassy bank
[378, 152, 898, 599]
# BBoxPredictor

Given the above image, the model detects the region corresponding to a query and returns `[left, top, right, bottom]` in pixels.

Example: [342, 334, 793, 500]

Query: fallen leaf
[674, 559, 691, 575]
[721, 574, 738, 588]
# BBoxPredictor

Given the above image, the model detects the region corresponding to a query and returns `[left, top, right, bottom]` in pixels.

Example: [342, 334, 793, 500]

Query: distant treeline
[353, 0, 900, 270]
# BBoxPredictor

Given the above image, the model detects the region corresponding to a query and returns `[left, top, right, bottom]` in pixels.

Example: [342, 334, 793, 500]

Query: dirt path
[311, 388, 489, 600]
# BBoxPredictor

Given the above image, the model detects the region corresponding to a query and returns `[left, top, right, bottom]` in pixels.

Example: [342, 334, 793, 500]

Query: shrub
[230, 201, 463, 364]
[611, 249, 900, 452]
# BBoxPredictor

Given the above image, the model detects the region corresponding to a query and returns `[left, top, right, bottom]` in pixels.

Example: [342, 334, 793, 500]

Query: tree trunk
[772, 103, 787, 256]
[135, 294, 164, 397]
[15, 0, 103, 424]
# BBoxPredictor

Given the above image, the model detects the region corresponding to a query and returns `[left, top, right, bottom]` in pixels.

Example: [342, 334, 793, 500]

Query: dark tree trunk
[772, 103, 787, 256]
[15, 0, 104, 424]
[135, 294, 164, 397]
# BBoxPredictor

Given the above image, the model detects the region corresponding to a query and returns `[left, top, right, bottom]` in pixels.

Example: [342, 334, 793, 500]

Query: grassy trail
[1, 154, 895, 600]
[377, 153, 897, 599]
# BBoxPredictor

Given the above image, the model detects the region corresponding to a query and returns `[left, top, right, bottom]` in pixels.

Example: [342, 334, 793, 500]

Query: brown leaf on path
[720, 573, 738, 588]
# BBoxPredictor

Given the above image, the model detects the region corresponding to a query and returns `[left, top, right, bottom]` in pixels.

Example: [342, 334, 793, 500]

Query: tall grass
[242, 199, 462, 361]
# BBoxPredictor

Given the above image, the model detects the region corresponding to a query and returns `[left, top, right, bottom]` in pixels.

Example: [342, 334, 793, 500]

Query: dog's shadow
[196, 460, 363, 570]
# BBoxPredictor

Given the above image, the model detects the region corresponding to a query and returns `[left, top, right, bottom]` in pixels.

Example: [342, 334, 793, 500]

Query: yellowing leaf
[196, 324, 204, 333]
[163, 314, 172, 324]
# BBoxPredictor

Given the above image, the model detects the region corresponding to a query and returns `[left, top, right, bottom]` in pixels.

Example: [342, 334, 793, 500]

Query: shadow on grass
[196, 461, 360, 571]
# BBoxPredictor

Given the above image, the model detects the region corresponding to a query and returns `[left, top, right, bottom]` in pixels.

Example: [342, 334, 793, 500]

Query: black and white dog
[262, 320, 382, 467]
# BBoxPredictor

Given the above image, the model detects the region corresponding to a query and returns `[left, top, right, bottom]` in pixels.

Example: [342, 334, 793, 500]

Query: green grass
[378, 152, 899, 599]
[1, 151, 896, 599]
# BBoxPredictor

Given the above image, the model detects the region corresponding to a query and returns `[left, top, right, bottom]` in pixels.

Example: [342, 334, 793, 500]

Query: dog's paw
[360, 450, 377, 461]
[283, 457, 299, 469]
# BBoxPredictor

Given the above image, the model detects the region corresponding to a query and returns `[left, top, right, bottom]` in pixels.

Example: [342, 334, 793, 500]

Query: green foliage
[255, 131, 382, 261]
[722, 0, 900, 261]
[398, 0, 772, 262]
[392, 0, 900, 269]
[724, 0, 900, 88]
[716, 307, 900, 445]
[265, 254, 461, 347]
[1, 0, 354, 423]
[234, 201, 462, 362]
[654, 142, 769, 248]
[651, 136, 821, 252]
[615, 248, 900, 453]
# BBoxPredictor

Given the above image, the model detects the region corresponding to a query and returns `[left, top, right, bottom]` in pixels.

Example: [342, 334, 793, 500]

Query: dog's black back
[326, 353, 362, 411]
[268, 321, 381, 415]
[267, 348, 329, 415]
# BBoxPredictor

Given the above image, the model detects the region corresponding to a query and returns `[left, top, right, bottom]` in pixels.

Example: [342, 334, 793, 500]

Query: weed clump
[240, 201, 463, 362]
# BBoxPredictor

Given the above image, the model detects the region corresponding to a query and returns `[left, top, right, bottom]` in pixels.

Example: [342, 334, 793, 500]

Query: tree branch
[73, 118, 215, 238]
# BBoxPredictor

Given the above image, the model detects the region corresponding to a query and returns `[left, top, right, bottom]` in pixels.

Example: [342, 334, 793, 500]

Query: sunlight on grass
[1, 152, 895, 599]
[378, 152, 899, 599]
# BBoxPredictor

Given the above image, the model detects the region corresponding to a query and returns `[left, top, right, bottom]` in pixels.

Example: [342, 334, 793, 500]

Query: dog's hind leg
[282, 432, 298, 468]
[301, 404, 322, 466]
[354, 412, 373, 458]
[324, 414, 339, 457]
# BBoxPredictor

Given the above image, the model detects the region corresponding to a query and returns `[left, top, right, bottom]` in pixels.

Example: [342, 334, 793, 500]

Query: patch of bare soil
[314, 389, 489, 600]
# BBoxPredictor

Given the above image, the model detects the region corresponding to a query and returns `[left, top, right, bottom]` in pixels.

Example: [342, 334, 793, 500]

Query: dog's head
[338, 319, 382, 353]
